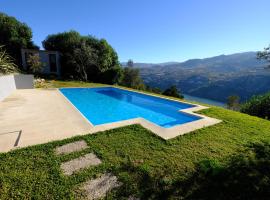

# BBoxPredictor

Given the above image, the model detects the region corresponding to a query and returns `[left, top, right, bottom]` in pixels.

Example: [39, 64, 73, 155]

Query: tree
[43, 30, 83, 78]
[27, 54, 43, 75]
[0, 12, 38, 66]
[72, 42, 98, 81]
[162, 86, 184, 98]
[42, 31, 122, 83]
[227, 95, 240, 110]
[257, 45, 270, 67]
[120, 67, 145, 90]
[127, 59, 134, 68]
[0, 46, 19, 74]
[145, 85, 162, 94]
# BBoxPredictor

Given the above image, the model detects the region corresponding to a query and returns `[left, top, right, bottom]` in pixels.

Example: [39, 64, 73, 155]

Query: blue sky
[1, 0, 270, 63]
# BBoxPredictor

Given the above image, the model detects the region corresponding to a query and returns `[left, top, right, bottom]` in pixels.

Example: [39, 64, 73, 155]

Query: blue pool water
[59, 87, 201, 128]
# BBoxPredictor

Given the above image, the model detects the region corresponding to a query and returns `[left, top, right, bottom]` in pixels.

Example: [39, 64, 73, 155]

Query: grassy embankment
[0, 80, 269, 199]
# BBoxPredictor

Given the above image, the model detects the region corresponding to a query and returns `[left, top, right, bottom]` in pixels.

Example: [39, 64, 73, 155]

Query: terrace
[0, 79, 220, 152]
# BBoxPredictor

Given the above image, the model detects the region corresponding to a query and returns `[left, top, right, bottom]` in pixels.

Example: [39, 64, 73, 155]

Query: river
[183, 94, 226, 108]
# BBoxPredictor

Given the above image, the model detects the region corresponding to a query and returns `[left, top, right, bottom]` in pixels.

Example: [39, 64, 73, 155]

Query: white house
[21, 49, 61, 76]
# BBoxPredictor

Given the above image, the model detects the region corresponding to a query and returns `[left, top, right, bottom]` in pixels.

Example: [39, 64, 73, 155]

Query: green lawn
[0, 80, 270, 199]
[36, 79, 108, 88]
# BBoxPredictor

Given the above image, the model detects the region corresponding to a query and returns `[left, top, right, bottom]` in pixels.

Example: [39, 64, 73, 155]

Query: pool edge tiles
[58, 87, 222, 140]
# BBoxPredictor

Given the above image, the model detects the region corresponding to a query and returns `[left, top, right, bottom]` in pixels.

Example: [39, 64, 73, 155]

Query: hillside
[137, 52, 270, 102]
[1, 80, 270, 199]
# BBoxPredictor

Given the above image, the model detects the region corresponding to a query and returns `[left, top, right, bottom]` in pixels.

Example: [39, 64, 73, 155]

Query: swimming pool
[59, 87, 201, 128]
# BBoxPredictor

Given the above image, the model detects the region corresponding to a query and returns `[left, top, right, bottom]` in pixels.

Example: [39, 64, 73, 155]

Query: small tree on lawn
[227, 95, 240, 110]
[72, 42, 98, 82]
[120, 67, 145, 90]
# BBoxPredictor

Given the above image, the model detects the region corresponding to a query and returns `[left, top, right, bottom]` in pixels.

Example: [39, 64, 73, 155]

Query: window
[49, 54, 57, 73]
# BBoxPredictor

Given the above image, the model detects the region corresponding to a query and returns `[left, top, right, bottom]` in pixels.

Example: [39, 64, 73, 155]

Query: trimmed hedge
[241, 92, 270, 119]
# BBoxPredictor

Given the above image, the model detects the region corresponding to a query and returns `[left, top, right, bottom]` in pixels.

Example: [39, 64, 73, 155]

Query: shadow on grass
[117, 141, 270, 200]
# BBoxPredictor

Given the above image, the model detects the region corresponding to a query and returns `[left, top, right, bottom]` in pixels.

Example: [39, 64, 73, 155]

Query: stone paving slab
[55, 140, 88, 155]
[80, 173, 122, 200]
[61, 153, 101, 175]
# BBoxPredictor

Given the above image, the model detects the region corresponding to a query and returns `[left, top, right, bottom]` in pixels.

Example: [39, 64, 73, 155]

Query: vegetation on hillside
[162, 85, 183, 99]
[139, 52, 270, 103]
[0, 106, 270, 199]
[0, 12, 38, 66]
[241, 92, 270, 120]
[0, 46, 19, 75]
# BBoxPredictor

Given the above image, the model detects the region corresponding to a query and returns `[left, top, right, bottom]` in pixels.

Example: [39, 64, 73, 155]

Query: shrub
[0, 46, 19, 75]
[27, 54, 43, 75]
[241, 92, 270, 119]
[162, 85, 184, 98]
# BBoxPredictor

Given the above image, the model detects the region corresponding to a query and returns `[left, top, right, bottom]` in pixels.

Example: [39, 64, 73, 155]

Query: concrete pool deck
[0, 88, 221, 152]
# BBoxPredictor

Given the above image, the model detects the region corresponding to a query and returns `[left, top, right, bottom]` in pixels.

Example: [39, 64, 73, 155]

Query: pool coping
[58, 86, 222, 140]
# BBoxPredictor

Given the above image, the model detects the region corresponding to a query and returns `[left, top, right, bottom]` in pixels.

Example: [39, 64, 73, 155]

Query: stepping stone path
[55, 140, 123, 199]
[55, 140, 88, 155]
[80, 173, 122, 200]
[61, 153, 102, 175]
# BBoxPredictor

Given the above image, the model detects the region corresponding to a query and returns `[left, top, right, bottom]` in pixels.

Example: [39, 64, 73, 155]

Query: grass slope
[0, 80, 269, 199]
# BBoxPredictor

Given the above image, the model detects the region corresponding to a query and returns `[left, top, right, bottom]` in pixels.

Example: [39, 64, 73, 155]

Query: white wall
[14, 74, 34, 89]
[0, 75, 16, 102]
[0, 74, 33, 101]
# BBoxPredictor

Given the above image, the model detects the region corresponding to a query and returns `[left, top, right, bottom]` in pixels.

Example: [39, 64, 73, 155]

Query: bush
[162, 85, 184, 98]
[27, 54, 43, 75]
[241, 92, 270, 119]
[0, 46, 19, 74]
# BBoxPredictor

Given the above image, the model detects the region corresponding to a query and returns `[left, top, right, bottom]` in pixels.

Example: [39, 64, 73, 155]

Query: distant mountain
[121, 62, 180, 68]
[138, 52, 270, 102]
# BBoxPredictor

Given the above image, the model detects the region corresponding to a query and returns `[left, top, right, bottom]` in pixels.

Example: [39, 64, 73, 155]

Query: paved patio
[0, 88, 221, 153]
[0, 89, 93, 152]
